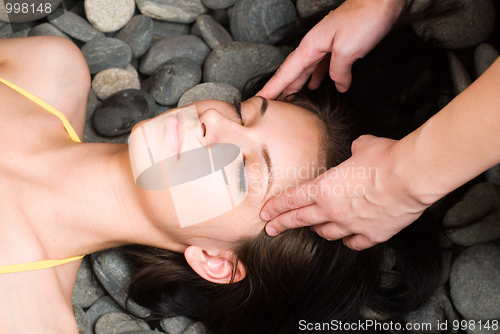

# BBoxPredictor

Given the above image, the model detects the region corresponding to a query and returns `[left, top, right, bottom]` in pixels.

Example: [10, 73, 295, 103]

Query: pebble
[84, 0, 135, 32]
[444, 182, 500, 246]
[27, 22, 71, 40]
[94, 312, 150, 334]
[178, 82, 241, 107]
[474, 43, 499, 78]
[81, 37, 133, 74]
[152, 20, 190, 39]
[125, 63, 139, 78]
[84, 120, 129, 144]
[92, 68, 141, 101]
[196, 14, 233, 49]
[115, 15, 154, 58]
[410, 0, 496, 49]
[149, 58, 202, 105]
[201, 0, 236, 10]
[72, 257, 106, 309]
[296, 0, 345, 19]
[190, 20, 203, 39]
[447, 51, 472, 96]
[48, 11, 105, 42]
[203, 42, 285, 91]
[182, 322, 207, 334]
[450, 244, 500, 320]
[92, 250, 152, 317]
[73, 305, 89, 333]
[136, 0, 208, 24]
[160, 316, 194, 334]
[0, 0, 61, 23]
[82, 296, 124, 334]
[230, 0, 297, 44]
[139, 35, 210, 75]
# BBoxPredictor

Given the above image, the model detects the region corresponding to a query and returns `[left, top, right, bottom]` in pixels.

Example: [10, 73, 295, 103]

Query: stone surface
[92, 68, 141, 101]
[82, 296, 124, 334]
[152, 19, 190, 39]
[149, 58, 202, 105]
[465, 321, 500, 334]
[160, 316, 194, 334]
[27, 22, 71, 40]
[190, 19, 202, 38]
[203, 42, 285, 91]
[448, 51, 472, 96]
[444, 183, 500, 246]
[139, 35, 210, 75]
[450, 244, 500, 320]
[182, 322, 207, 334]
[178, 82, 241, 107]
[296, 0, 344, 19]
[0, 0, 61, 23]
[49, 10, 104, 42]
[81, 37, 133, 74]
[115, 15, 154, 58]
[230, 0, 297, 44]
[85, 0, 135, 32]
[84, 120, 129, 144]
[136, 0, 208, 23]
[196, 14, 233, 49]
[94, 312, 150, 334]
[474, 43, 499, 78]
[72, 257, 106, 309]
[0, 23, 32, 38]
[201, 0, 236, 10]
[73, 305, 89, 333]
[410, 0, 496, 49]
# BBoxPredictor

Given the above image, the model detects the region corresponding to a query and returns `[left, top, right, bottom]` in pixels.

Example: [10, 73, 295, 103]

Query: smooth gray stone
[190, 20, 202, 38]
[87, 89, 99, 122]
[486, 164, 500, 186]
[82, 296, 124, 334]
[72, 257, 106, 308]
[48, 11, 105, 42]
[81, 37, 133, 74]
[404, 286, 459, 333]
[410, 0, 496, 49]
[160, 316, 194, 334]
[182, 322, 206, 334]
[139, 35, 210, 75]
[136, 0, 208, 23]
[28, 22, 71, 40]
[85, 0, 135, 33]
[444, 182, 500, 246]
[84, 120, 129, 143]
[203, 42, 285, 91]
[196, 14, 233, 49]
[447, 51, 471, 96]
[450, 244, 500, 320]
[230, 0, 297, 44]
[201, 0, 236, 10]
[0, 0, 61, 23]
[474, 43, 499, 78]
[95, 313, 150, 334]
[73, 305, 89, 333]
[0, 21, 33, 38]
[149, 58, 202, 105]
[296, 0, 345, 19]
[92, 250, 152, 317]
[209, 8, 230, 26]
[115, 15, 154, 58]
[152, 20, 190, 39]
[178, 82, 241, 107]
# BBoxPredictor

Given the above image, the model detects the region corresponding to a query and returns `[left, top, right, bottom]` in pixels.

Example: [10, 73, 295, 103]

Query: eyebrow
[258, 96, 268, 116]
[262, 144, 274, 197]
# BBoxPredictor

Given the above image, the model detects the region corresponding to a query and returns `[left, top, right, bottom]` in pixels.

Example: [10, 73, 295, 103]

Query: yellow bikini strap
[0, 255, 85, 274]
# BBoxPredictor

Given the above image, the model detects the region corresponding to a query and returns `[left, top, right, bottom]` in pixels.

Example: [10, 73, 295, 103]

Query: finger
[280, 66, 320, 99]
[329, 49, 354, 92]
[265, 204, 327, 236]
[342, 234, 377, 251]
[311, 222, 350, 241]
[308, 57, 330, 90]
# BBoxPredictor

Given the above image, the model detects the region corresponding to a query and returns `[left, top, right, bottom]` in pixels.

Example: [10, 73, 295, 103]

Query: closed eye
[233, 101, 243, 124]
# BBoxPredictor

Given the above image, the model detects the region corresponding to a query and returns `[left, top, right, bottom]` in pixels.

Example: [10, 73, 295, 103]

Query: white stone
[91, 68, 140, 101]
[85, 0, 135, 32]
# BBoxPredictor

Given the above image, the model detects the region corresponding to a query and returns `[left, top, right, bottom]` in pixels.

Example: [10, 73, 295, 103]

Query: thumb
[260, 181, 317, 221]
[329, 50, 354, 92]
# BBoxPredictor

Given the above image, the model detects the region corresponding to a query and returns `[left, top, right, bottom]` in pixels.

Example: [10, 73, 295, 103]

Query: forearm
[393, 57, 500, 205]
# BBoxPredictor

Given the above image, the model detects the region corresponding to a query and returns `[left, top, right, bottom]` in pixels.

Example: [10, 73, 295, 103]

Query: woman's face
[131, 97, 323, 246]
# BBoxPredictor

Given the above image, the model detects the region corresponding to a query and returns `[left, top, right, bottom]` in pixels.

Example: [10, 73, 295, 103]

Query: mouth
[165, 115, 180, 157]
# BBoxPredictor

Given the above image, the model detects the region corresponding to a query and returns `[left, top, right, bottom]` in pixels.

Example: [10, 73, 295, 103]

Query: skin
[0, 36, 323, 333]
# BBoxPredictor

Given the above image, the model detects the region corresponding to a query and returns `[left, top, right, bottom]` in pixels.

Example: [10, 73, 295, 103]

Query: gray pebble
[149, 58, 202, 105]
[450, 244, 500, 320]
[81, 37, 133, 74]
[92, 68, 141, 101]
[49, 11, 105, 42]
[160, 316, 194, 334]
[72, 257, 106, 308]
[139, 35, 210, 75]
[190, 20, 203, 39]
[447, 51, 472, 96]
[296, 0, 345, 19]
[201, 0, 236, 10]
[196, 14, 233, 49]
[73, 305, 89, 333]
[230, 0, 297, 44]
[182, 322, 206, 334]
[410, 0, 496, 49]
[203, 42, 285, 91]
[85, 0, 135, 32]
[444, 182, 500, 246]
[28, 22, 71, 40]
[474, 43, 499, 78]
[153, 20, 190, 39]
[84, 120, 129, 144]
[0, 21, 34, 38]
[136, 0, 208, 24]
[95, 312, 150, 334]
[0, 0, 61, 23]
[178, 82, 241, 107]
[82, 296, 124, 334]
[115, 15, 154, 58]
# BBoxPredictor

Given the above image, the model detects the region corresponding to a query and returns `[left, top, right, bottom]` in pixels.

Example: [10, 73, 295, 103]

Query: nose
[199, 108, 249, 150]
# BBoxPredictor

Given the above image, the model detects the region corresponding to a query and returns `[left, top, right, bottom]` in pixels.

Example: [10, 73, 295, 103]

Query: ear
[184, 246, 246, 284]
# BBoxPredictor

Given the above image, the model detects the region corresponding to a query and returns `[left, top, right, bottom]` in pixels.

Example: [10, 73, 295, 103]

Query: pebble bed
[1, 0, 500, 333]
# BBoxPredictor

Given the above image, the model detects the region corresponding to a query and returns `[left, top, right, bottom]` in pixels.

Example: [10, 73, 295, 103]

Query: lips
[165, 115, 179, 157]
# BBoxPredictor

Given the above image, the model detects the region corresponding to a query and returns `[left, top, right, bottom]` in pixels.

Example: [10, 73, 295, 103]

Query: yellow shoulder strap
[0, 255, 85, 274]
[0, 77, 81, 143]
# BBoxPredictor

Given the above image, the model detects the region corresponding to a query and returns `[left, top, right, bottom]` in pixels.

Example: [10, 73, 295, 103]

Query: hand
[260, 135, 430, 250]
[256, 0, 405, 99]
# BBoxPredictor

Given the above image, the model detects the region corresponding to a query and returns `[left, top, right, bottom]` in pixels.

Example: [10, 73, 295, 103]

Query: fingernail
[336, 84, 347, 93]
[260, 211, 270, 221]
[266, 225, 278, 236]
